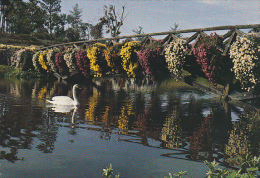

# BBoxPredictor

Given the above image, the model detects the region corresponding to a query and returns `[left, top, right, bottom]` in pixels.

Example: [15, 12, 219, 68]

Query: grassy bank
[0, 32, 69, 47]
[0, 65, 44, 79]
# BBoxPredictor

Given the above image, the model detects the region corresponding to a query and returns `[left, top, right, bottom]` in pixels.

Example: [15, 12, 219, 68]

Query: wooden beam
[222, 30, 234, 40]
[186, 32, 200, 44]
[40, 24, 260, 50]
[222, 30, 237, 56]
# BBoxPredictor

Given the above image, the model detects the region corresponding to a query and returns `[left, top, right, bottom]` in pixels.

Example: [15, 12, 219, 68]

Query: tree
[249, 28, 260, 33]
[28, 0, 45, 33]
[0, 0, 11, 32]
[169, 23, 181, 38]
[53, 13, 66, 39]
[132, 26, 145, 41]
[66, 3, 91, 41]
[40, 0, 61, 35]
[5, 0, 32, 34]
[90, 17, 106, 39]
[102, 5, 125, 37]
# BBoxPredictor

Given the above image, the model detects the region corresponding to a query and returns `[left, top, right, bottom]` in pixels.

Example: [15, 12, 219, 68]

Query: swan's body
[47, 84, 80, 106]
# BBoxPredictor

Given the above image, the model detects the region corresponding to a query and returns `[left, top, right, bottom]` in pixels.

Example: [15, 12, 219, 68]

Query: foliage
[120, 41, 141, 78]
[104, 43, 124, 74]
[0, 65, 43, 79]
[87, 43, 107, 77]
[204, 157, 260, 178]
[75, 49, 90, 78]
[64, 47, 78, 74]
[66, 4, 91, 41]
[90, 17, 107, 39]
[4, 0, 45, 35]
[46, 48, 59, 73]
[192, 33, 224, 87]
[40, 0, 62, 34]
[55, 52, 69, 76]
[164, 38, 187, 80]
[230, 33, 259, 91]
[132, 26, 145, 41]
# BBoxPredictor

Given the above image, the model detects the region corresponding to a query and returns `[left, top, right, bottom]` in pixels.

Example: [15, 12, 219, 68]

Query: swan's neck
[72, 86, 79, 105]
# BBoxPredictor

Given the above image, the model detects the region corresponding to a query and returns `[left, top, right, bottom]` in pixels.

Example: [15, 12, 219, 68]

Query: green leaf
[246, 167, 258, 172]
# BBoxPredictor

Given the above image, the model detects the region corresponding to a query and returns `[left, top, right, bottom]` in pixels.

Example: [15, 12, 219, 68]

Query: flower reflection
[161, 106, 184, 149]
[85, 89, 101, 124]
[225, 111, 260, 166]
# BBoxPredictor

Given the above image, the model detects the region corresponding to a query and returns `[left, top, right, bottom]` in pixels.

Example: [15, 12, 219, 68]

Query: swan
[46, 84, 80, 106]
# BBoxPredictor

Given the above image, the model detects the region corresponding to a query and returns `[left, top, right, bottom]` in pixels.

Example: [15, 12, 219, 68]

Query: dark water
[0, 78, 258, 178]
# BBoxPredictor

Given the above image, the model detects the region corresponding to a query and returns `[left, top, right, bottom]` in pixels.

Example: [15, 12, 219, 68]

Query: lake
[0, 77, 258, 178]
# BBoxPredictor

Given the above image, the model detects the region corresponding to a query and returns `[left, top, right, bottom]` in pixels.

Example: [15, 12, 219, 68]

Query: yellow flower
[87, 43, 107, 77]
[120, 41, 141, 78]
[38, 50, 49, 72]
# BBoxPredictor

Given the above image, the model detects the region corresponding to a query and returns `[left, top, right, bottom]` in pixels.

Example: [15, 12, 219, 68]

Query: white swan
[46, 84, 80, 106]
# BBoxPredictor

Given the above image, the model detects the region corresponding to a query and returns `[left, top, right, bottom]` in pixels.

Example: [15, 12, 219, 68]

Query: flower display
[120, 41, 141, 78]
[38, 50, 49, 72]
[46, 48, 59, 73]
[32, 51, 41, 71]
[75, 49, 90, 78]
[87, 43, 107, 77]
[230, 33, 259, 91]
[64, 47, 78, 74]
[192, 33, 224, 87]
[164, 38, 187, 80]
[104, 43, 123, 74]
[55, 52, 69, 76]
[137, 39, 167, 82]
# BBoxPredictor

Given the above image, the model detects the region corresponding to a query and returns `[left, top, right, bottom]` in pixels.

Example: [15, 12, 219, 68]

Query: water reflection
[0, 78, 258, 174]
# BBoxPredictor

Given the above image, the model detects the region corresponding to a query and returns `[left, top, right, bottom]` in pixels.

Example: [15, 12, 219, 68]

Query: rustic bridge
[41, 24, 260, 83]
[42, 23, 260, 57]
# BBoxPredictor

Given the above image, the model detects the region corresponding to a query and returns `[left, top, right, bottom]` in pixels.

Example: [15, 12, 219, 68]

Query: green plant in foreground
[164, 171, 188, 178]
[103, 164, 120, 178]
[205, 156, 260, 178]
[103, 155, 260, 178]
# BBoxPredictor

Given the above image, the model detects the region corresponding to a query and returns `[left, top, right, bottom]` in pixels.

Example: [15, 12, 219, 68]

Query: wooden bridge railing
[41, 24, 260, 54]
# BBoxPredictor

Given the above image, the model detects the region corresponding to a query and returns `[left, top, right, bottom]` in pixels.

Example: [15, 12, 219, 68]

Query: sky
[60, 0, 259, 37]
